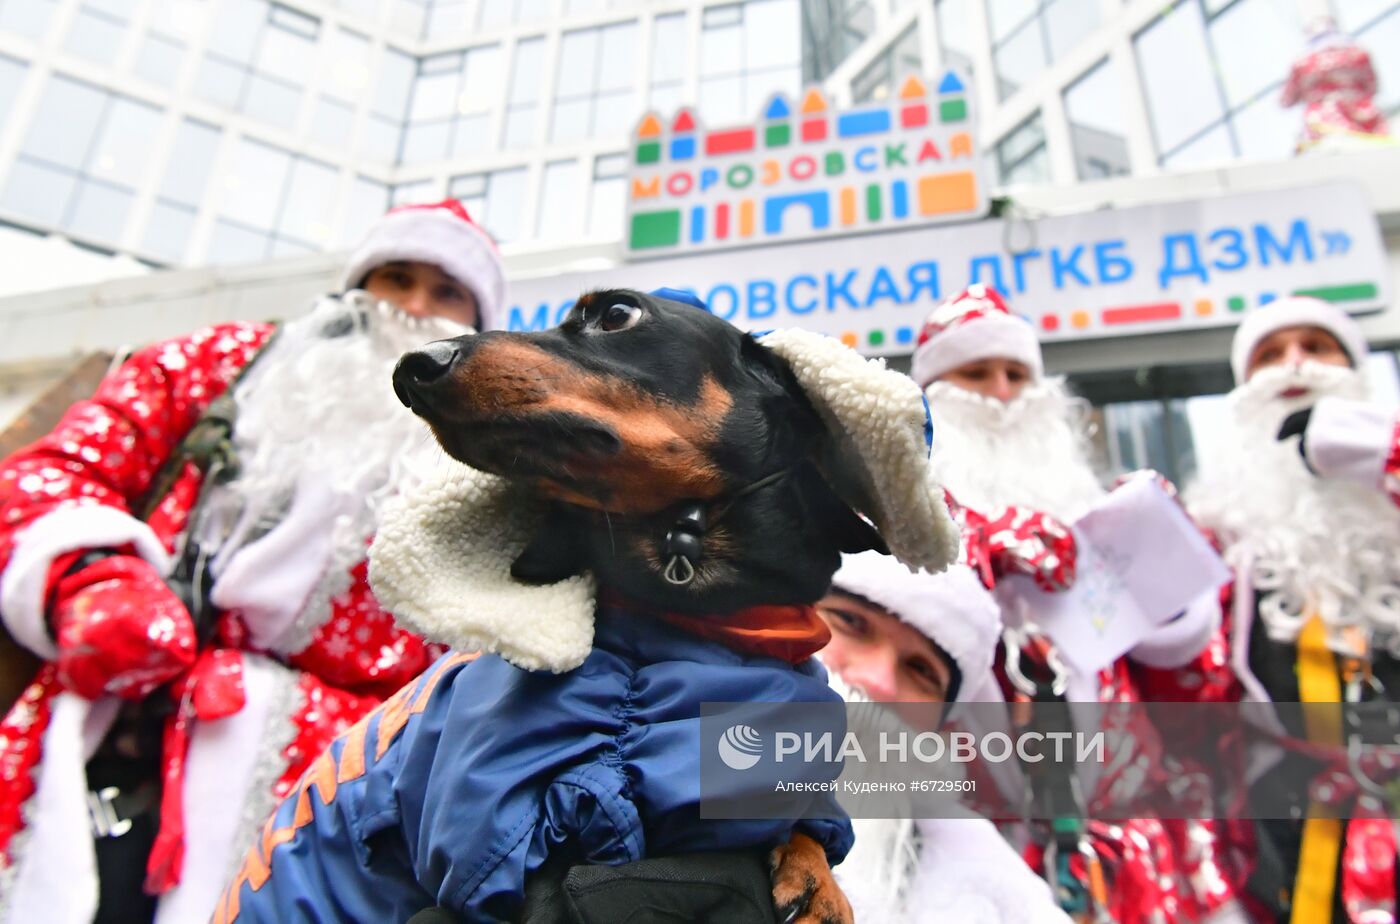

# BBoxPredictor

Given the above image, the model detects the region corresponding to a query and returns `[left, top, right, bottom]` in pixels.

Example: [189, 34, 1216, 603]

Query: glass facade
[0, 0, 1392, 267]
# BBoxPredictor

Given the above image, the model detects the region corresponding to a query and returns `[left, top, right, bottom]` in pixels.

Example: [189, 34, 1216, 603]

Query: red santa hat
[1230, 295, 1368, 383]
[340, 199, 507, 331]
[910, 285, 1044, 389]
[830, 552, 1000, 703]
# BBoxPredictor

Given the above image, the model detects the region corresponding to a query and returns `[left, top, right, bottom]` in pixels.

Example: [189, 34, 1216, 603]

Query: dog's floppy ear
[795, 462, 889, 555]
[511, 506, 590, 585]
[754, 329, 962, 574]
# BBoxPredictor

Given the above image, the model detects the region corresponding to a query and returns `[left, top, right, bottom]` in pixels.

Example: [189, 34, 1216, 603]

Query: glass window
[1209, 0, 1299, 107]
[588, 154, 626, 239]
[205, 0, 265, 63]
[0, 56, 25, 127]
[310, 97, 355, 147]
[324, 28, 372, 101]
[937, 0, 975, 71]
[650, 13, 687, 108]
[484, 167, 527, 243]
[160, 119, 221, 205]
[504, 37, 545, 148]
[208, 220, 272, 265]
[477, 0, 511, 29]
[67, 180, 132, 245]
[359, 114, 402, 161]
[194, 56, 245, 108]
[992, 0, 1098, 100]
[852, 25, 921, 103]
[551, 23, 637, 143]
[700, 0, 800, 123]
[1333, 0, 1397, 31]
[391, 0, 428, 36]
[373, 48, 416, 119]
[257, 8, 318, 85]
[451, 113, 491, 156]
[392, 179, 436, 206]
[537, 159, 580, 240]
[995, 111, 1051, 185]
[279, 157, 339, 247]
[89, 97, 162, 188]
[1358, 7, 1400, 114]
[0, 0, 60, 42]
[134, 33, 186, 86]
[64, 7, 127, 66]
[142, 201, 196, 263]
[340, 176, 389, 247]
[1064, 59, 1130, 179]
[462, 45, 503, 110]
[243, 73, 302, 129]
[426, 0, 470, 36]
[1, 160, 75, 225]
[1136, 0, 1305, 166]
[21, 77, 105, 171]
[219, 138, 291, 229]
[1136, 2, 1226, 153]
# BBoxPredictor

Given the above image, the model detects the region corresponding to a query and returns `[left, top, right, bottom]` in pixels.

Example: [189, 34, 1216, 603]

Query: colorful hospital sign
[624, 72, 990, 257]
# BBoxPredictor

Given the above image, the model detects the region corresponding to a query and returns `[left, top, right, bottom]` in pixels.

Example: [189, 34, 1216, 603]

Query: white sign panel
[622, 71, 991, 256]
[507, 181, 1389, 354]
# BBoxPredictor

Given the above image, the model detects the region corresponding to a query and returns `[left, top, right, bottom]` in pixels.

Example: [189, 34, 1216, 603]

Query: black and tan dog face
[393, 289, 882, 612]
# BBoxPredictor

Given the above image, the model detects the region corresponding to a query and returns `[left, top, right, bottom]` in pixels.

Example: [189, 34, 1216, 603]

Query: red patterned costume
[1187, 296, 1400, 922]
[0, 320, 455, 923]
[912, 286, 1254, 923]
[1282, 24, 1393, 153]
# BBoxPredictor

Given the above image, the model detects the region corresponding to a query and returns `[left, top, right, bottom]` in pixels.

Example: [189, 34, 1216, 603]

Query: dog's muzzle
[394, 340, 461, 412]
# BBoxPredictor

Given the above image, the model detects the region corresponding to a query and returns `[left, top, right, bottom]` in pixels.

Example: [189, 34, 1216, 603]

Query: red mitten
[50, 555, 197, 700]
[960, 504, 1077, 592]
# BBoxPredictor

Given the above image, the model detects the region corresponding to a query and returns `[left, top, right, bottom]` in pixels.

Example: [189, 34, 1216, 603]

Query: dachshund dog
[219, 290, 890, 923]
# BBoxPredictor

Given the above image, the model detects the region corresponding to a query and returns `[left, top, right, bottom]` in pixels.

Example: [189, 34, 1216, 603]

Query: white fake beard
[1187, 361, 1400, 651]
[923, 378, 1105, 521]
[206, 292, 468, 568]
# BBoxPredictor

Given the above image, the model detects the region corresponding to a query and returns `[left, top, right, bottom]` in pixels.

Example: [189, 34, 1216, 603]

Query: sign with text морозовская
[506, 179, 1388, 356]
[622, 71, 991, 256]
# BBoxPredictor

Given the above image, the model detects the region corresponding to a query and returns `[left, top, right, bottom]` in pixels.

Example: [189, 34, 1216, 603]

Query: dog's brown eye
[600, 303, 642, 332]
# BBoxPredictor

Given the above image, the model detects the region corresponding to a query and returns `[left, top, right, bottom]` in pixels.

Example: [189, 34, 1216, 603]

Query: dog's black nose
[393, 340, 461, 409]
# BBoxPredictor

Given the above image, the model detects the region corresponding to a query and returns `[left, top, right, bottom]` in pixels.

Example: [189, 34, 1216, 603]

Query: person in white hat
[814, 552, 1070, 924]
[1187, 296, 1400, 922]
[910, 284, 1103, 522]
[0, 200, 505, 924]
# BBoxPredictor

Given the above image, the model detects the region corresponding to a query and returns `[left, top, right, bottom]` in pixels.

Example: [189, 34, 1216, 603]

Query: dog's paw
[769, 833, 853, 924]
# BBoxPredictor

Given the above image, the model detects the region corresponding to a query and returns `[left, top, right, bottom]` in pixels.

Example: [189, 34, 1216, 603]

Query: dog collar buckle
[663, 503, 707, 586]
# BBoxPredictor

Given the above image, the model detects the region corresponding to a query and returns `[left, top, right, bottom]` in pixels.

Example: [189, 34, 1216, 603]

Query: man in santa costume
[909, 285, 1250, 924]
[817, 549, 1071, 924]
[0, 199, 505, 924]
[1187, 296, 1400, 923]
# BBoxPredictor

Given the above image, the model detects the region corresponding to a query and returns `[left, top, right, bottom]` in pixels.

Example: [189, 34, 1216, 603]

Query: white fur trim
[1230, 296, 1368, 383]
[2, 693, 119, 924]
[910, 312, 1044, 389]
[0, 505, 174, 661]
[209, 477, 349, 653]
[758, 329, 961, 574]
[1304, 396, 1396, 487]
[1127, 588, 1221, 669]
[831, 554, 999, 701]
[368, 465, 597, 673]
[905, 817, 1069, 923]
[153, 655, 293, 924]
[340, 208, 505, 332]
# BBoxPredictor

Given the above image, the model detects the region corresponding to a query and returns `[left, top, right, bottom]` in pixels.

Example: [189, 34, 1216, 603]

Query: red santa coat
[1142, 400, 1400, 923]
[0, 322, 442, 923]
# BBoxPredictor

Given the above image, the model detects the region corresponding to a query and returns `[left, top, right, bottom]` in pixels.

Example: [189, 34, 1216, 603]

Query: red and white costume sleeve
[0, 323, 442, 924]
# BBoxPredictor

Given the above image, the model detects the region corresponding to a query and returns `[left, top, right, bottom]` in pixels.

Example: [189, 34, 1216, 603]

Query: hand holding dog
[50, 554, 197, 700]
